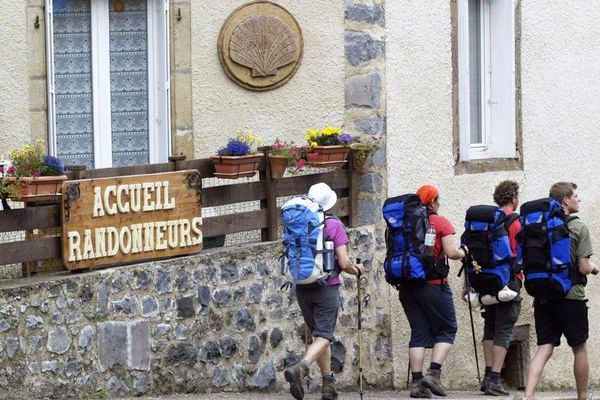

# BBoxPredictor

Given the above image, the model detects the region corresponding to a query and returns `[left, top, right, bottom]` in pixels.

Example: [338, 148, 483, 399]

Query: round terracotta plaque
[218, 1, 304, 91]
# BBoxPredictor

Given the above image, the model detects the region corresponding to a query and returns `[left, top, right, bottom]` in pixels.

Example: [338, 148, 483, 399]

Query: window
[457, 0, 516, 161]
[46, 0, 171, 169]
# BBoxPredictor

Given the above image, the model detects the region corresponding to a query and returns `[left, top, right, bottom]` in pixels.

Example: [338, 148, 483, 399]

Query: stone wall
[0, 226, 392, 399]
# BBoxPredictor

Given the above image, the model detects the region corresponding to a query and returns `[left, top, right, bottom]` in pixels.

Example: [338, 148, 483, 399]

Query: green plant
[350, 135, 381, 164]
[270, 138, 317, 171]
[0, 140, 66, 201]
[305, 126, 353, 147]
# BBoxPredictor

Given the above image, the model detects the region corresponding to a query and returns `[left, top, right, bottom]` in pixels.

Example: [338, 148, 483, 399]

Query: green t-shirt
[565, 216, 594, 300]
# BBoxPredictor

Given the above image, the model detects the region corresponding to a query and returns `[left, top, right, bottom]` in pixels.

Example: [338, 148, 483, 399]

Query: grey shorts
[295, 284, 340, 342]
[482, 280, 522, 349]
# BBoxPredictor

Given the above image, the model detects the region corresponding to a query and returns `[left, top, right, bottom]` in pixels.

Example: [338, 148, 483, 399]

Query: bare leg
[302, 337, 331, 366]
[431, 342, 453, 365]
[483, 340, 493, 368]
[409, 347, 425, 373]
[572, 342, 589, 400]
[491, 345, 508, 372]
[315, 340, 332, 374]
[525, 343, 554, 400]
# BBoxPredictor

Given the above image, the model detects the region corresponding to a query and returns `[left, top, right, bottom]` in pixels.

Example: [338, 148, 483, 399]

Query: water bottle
[323, 238, 335, 272]
[423, 224, 436, 256]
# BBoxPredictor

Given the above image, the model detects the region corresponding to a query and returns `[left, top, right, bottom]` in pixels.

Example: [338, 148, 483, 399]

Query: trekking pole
[462, 257, 482, 385]
[356, 258, 364, 400]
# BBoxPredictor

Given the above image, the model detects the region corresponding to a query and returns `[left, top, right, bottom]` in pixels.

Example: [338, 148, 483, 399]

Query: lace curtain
[53, 0, 150, 168]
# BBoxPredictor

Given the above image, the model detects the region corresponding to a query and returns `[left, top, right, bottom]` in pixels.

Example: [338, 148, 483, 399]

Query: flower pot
[5, 175, 67, 202]
[211, 153, 263, 179]
[309, 145, 350, 168]
[350, 148, 372, 172]
[268, 154, 290, 179]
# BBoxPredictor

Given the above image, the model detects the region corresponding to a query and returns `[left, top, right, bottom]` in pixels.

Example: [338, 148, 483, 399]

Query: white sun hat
[308, 182, 338, 211]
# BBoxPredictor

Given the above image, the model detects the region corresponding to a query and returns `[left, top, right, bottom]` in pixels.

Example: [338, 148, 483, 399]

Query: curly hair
[493, 180, 519, 207]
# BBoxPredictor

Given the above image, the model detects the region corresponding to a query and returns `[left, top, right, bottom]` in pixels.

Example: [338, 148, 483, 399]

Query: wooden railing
[0, 152, 358, 274]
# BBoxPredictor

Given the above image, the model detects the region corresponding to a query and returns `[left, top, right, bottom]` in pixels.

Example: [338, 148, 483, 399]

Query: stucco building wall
[0, 0, 32, 157]
[191, 1, 345, 158]
[386, 0, 600, 389]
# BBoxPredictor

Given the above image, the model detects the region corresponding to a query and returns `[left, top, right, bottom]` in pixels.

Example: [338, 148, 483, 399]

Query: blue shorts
[399, 283, 458, 348]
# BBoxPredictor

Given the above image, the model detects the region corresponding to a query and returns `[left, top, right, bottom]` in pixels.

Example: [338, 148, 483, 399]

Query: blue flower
[43, 155, 66, 175]
[338, 133, 353, 144]
[218, 139, 251, 156]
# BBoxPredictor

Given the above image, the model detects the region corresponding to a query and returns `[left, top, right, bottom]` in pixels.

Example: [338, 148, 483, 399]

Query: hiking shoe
[409, 380, 432, 398]
[484, 382, 510, 396]
[480, 376, 490, 392]
[321, 374, 338, 400]
[284, 363, 307, 400]
[420, 369, 447, 397]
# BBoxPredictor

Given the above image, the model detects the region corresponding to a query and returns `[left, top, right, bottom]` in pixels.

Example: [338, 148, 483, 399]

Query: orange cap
[416, 184, 439, 205]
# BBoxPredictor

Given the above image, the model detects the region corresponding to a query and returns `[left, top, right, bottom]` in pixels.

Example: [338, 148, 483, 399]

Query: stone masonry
[344, 0, 387, 226]
[0, 226, 392, 399]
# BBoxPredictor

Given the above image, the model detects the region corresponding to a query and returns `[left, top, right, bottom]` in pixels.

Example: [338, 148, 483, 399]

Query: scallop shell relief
[229, 15, 298, 77]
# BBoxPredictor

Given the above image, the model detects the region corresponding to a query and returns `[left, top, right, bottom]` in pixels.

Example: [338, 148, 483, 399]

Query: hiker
[469, 181, 522, 396]
[283, 182, 363, 400]
[400, 184, 467, 398]
[524, 182, 598, 400]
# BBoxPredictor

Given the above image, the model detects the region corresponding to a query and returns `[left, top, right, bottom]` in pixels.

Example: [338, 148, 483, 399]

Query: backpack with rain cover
[517, 198, 574, 298]
[280, 197, 336, 287]
[461, 205, 518, 296]
[382, 194, 449, 288]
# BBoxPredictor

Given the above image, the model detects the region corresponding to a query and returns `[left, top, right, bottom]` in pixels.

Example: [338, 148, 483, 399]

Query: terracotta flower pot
[5, 175, 67, 202]
[211, 153, 263, 179]
[309, 145, 350, 168]
[268, 154, 290, 179]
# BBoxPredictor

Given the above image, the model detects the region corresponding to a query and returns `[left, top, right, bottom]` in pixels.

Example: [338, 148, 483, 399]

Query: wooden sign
[61, 170, 202, 270]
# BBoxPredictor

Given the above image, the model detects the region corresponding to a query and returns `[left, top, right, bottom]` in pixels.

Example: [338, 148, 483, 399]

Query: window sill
[454, 157, 523, 175]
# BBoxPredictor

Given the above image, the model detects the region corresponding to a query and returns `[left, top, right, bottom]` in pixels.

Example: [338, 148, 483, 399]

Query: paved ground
[117, 389, 588, 400]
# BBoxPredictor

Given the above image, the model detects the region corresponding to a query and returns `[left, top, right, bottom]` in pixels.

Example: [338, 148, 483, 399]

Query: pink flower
[23, 164, 30, 172]
[7, 166, 15, 174]
[295, 159, 307, 169]
[33, 171, 41, 177]
[0, 166, 3, 173]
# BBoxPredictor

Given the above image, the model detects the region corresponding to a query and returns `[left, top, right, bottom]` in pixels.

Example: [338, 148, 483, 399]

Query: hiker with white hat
[283, 182, 363, 400]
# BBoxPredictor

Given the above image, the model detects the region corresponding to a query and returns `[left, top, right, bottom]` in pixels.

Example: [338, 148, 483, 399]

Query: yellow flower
[310, 141, 318, 148]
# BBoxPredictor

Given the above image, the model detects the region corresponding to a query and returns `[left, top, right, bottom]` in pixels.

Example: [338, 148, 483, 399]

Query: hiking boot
[409, 380, 432, 398]
[480, 376, 490, 392]
[321, 374, 338, 400]
[420, 369, 447, 397]
[484, 382, 510, 396]
[284, 363, 307, 400]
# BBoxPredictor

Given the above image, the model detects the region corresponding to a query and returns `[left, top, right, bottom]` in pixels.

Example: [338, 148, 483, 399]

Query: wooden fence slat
[203, 209, 268, 237]
[202, 181, 266, 207]
[275, 169, 348, 197]
[67, 162, 175, 179]
[0, 205, 61, 232]
[0, 237, 61, 265]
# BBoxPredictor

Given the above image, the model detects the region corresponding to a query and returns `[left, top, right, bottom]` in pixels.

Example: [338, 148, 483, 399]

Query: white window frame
[458, 0, 516, 161]
[45, 0, 171, 168]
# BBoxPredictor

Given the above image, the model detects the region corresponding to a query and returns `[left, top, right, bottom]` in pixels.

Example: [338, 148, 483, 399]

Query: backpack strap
[502, 212, 519, 230]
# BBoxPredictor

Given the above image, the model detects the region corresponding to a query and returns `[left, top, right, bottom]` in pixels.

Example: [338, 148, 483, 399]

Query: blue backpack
[382, 194, 448, 287]
[517, 198, 573, 298]
[461, 206, 518, 295]
[280, 197, 335, 286]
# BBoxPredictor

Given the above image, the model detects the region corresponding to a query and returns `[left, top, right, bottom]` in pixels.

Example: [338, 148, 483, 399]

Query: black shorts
[534, 298, 589, 347]
[296, 284, 340, 342]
